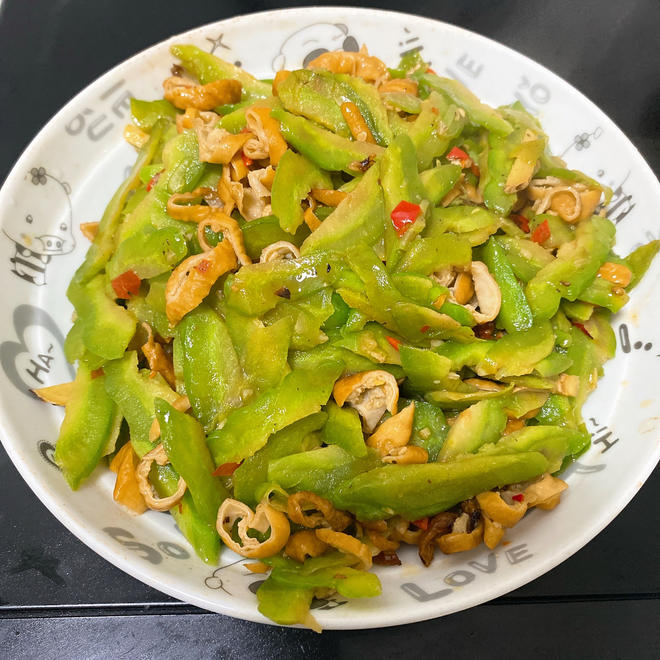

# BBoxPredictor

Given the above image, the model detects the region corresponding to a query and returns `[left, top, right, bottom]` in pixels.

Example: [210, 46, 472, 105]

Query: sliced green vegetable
[103, 350, 179, 457]
[156, 399, 229, 526]
[207, 362, 344, 465]
[271, 150, 332, 234]
[68, 275, 137, 361]
[323, 402, 367, 457]
[417, 74, 513, 135]
[481, 237, 533, 333]
[151, 465, 220, 564]
[233, 413, 326, 506]
[334, 452, 548, 520]
[272, 107, 383, 173]
[437, 399, 507, 460]
[171, 44, 271, 100]
[68, 120, 166, 285]
[300, 166, 385, 255]
[54, 365, 122, 489]
[175, 305, 244, 431]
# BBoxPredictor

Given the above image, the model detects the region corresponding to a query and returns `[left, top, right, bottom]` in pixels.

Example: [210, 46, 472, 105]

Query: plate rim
[0, 5, 659, 629]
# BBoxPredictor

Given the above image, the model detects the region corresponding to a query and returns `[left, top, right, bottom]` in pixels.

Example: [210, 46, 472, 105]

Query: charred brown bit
[474, 321, 496, 339]
[275, 286, 291, 299]
[170, 63, 184, 77]
[348, 155, 375, 172]
[373, 551, 402, 566]
[418, 511, 458, 566]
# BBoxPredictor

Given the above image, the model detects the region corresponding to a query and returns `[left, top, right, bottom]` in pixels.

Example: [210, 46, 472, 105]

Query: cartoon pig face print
[6, 168, 75, 256]
[4, 168, 75, 286]
[272, 22, 359, 72]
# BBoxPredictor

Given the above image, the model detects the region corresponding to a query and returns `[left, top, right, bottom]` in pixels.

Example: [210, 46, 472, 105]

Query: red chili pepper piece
[386, 336, 401, 351]
[146, 170, 163, 192]
[90, 368, 105, 379]
[412, 517, 429, 530]
[447, 146, 469, 161]
[531, 219, 551, 244]
[212, 462, 241, 477]
[241, 152, 253, 167]
[511, 213, 530, 233]
[512, 493, 525, 503]
[420, 325, 430, 333]
[572, 321, 593, 339]
[446, 146, 472, 168]
[390, 200, 422, 237]
[111, 270, 141, 299]
[426, 67, 437, 75]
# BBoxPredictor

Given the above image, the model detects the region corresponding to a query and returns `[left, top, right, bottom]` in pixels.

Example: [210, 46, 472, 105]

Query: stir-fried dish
[37, 44, 659, 630]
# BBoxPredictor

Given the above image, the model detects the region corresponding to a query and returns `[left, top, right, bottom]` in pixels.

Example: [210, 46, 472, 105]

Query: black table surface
[1, 1, 659, 657]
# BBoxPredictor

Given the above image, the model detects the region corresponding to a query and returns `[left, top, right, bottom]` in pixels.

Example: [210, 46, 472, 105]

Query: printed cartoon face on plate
[7, 168, 75, 256]
[4, 168, 75, 286]
[272, 22, 359, 72]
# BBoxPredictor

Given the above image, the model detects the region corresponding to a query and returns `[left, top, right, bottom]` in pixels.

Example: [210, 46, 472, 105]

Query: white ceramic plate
[1, 7, 658, 629]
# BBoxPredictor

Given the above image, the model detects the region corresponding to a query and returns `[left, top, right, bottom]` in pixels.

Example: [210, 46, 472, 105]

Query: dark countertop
[1, 1, 659, 657]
